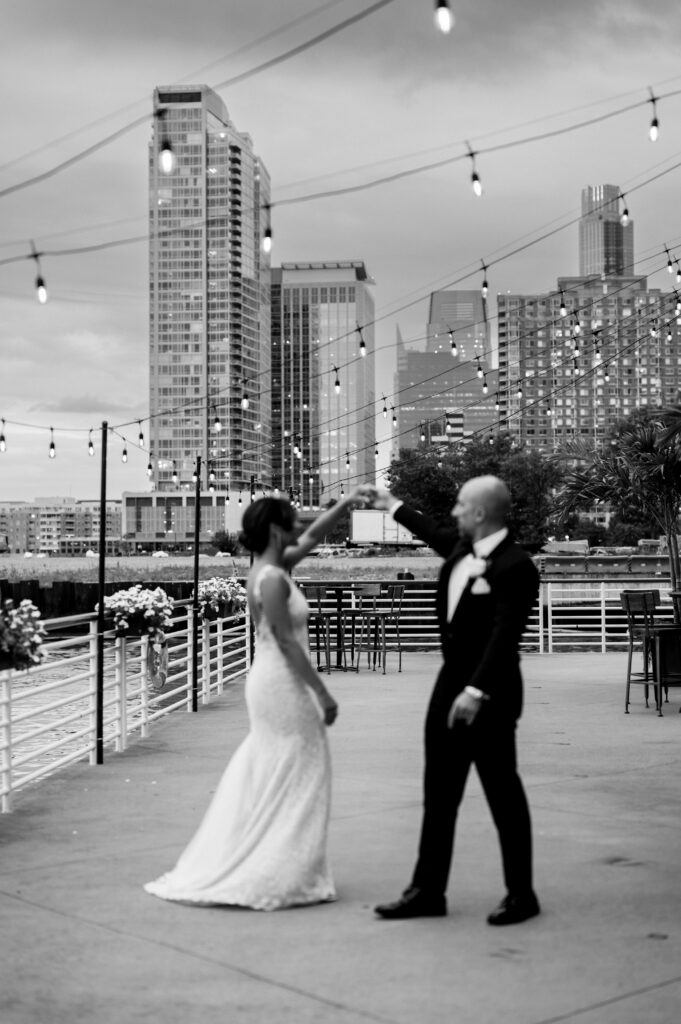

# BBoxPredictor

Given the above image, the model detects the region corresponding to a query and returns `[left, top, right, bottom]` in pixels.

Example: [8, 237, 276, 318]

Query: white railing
[1, 577, 671, 812]
[0, 603, 250, 812]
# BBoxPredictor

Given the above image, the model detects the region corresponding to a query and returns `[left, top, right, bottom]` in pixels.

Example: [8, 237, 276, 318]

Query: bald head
[452, 475, 511, 540]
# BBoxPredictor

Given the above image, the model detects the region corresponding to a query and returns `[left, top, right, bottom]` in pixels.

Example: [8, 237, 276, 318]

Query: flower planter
[202, 605, 220, 622]
[115, 616, 150, 638]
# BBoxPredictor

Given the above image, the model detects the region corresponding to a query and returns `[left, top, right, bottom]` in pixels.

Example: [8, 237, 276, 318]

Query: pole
[95, 421, 108, 764]
[191, 455, 201, 712]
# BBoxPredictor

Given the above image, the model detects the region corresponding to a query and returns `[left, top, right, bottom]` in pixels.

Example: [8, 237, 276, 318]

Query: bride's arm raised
[258, 570, 338, 726]
[282, 484, 374, 571]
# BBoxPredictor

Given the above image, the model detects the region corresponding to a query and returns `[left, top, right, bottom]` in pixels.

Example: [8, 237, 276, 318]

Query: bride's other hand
[321, 693, 339, 726]
[348, 483, 376, 507]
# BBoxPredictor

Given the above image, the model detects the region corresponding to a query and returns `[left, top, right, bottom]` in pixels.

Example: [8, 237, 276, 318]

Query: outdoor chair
[619, 589, 676, 713]
[346, 583, 405, 674]
[299, 584, 333, 674]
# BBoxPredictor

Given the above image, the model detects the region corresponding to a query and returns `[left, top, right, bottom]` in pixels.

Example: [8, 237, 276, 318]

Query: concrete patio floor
[1, 651, 680, 1024]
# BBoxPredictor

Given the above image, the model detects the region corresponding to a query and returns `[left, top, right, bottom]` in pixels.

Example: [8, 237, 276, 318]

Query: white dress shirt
[447, 527, 508, 621]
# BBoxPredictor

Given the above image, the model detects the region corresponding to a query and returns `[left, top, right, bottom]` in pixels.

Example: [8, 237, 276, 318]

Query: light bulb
[241, 393, 249, 411]
[434, 0, 453, 33]
[36, 275, 48, 304]
[147, 460, 153, 478]
[649, 116, 659, 142]
[0, 420, 6, 453]
[471, 171, 483, 197]
[263, 227, 272, 254]
[49, 428, 56, 459]
[121, 443, 128, 463]
[159, 139, 175, 173]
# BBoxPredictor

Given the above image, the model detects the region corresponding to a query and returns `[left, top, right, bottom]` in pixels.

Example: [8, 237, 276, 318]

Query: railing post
[139, 635, 150, 739]
[0, 670, 12, 813]
[600, 582, 607, 653]
[201, 621, 211, 704]
[537, 582, 545, 653]
[186, 607, 194, 712]
[216, 617, 224, 694]
[87, 619, 99, 764]
[114, 636, 126, 752]
[547, 582, 554, 653]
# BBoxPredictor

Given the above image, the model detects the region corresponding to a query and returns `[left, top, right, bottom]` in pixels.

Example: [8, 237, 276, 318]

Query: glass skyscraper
[148, 85, 271, 494]
[270, 262, 375, 506]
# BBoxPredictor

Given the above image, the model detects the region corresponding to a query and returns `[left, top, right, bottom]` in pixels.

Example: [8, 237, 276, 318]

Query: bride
[144, 485, 373, 910]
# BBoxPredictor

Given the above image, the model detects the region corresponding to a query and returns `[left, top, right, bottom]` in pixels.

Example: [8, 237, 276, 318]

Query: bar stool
[620, 589, 673, 713]
[299, 584, 333, 674]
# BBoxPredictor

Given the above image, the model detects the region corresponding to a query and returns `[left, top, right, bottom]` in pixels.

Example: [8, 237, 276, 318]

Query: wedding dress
[144, 564, 336, 910]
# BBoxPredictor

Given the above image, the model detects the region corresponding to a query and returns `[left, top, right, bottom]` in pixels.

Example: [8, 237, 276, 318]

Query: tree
[387, 434, 563, 548]
[551, 410, 681, 590]
[212, 531, 240, 554]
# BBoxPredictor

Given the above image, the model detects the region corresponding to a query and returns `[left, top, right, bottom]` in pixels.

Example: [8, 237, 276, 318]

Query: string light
[449, 331, 458, 357]
[516, 382, 523, 400]
[466, 142, 483, 197]
[648, 89, 659, 142]
[604, 364, 610, 383]
[391, 406, 397, 427]
[382, 395, 388, 418]
[434, 0, 453, 33]
[482, 373, 488, 395]
[213, 407, 222, 432]
[137, 421, 145, 447]
[30, 242, 47, 303]
[88, 430, 94, 456]
[121, 439, 128, 463]
[49, 427, 56, 459]
[559, 292, 567, 317]
[357, 323, 366, 357]
[241, 390, 249, 411]
[0, 419, 6, 453]
[572, 319, 581, 337]
[333, 366, 341, 395]
[147, 457, 153, 478]
[172, 461, 178, 484]
[345, 452, 350, 469]
[262, 203, 272, 254]
[238, 492, 242, 506]
[420, 424, 426, 442]
[619, 193, 630, 227]
[480, 261, 488, 299]
[156, 108, 176, 174]
[666, 247, 674, 273]
[494, 394, 500, 412]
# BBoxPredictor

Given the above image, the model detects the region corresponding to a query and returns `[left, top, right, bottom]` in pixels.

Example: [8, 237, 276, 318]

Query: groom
[372, 475, 541, 925]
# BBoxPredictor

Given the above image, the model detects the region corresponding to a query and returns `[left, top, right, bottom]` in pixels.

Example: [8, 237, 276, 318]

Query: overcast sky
[2, 0, 681, 502]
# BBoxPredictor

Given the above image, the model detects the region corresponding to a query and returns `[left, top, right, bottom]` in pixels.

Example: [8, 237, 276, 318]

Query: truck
[350, 509, 425, 547]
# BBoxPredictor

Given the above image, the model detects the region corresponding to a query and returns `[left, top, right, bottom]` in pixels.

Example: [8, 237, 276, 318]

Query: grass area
[0, 552, 441, 585]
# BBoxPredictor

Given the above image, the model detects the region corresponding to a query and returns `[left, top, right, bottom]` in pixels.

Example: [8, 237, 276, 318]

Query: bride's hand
[321, 695, 339, 726]
[348, 484, 376, 507]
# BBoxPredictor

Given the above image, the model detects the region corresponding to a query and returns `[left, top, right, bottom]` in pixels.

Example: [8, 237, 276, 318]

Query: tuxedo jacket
[394, 503, 539, 721]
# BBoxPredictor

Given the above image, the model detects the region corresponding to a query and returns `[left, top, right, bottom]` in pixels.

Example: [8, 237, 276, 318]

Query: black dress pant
[411, 679, 533, 898]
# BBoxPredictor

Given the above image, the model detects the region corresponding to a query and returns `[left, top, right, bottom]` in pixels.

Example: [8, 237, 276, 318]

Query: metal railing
[1, 576, 670, 812]
[0, 603, 249, 812]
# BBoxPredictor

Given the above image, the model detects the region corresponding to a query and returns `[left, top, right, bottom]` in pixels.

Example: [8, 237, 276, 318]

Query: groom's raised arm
[372, 490, 457, 560]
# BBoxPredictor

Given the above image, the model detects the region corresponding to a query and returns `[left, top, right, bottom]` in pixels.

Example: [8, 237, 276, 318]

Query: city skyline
[2, 1, 681, 501]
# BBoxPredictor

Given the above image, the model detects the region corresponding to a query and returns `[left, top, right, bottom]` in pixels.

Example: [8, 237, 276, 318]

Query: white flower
[468, 557, 488, 578]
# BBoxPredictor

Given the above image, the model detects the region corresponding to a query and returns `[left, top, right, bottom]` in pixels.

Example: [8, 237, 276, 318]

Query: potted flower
[99, 585, 174, 643]
[196, 577, 247, 620]
[0, 598, 47, 670]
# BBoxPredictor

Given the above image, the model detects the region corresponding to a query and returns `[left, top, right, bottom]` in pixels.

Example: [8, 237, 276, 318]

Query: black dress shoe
[486, 892, 540, 926]
[374, 887, 447, 919]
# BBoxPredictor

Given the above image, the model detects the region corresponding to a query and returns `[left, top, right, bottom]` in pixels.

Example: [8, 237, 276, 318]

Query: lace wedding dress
[144, 564, 336, 910]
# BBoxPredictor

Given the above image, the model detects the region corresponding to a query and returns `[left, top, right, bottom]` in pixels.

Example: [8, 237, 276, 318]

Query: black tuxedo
[393, 502, 540, 899]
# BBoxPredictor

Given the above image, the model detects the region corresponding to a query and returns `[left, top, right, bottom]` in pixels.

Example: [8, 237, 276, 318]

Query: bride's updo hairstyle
[239, 497, 296, 554]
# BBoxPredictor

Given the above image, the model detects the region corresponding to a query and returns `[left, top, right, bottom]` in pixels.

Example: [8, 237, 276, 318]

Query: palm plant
[552, 418, 681, 593]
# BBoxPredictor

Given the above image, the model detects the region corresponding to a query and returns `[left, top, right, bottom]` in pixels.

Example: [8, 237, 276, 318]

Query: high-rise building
[497, 275, 680, 453]
[425, 289, 488, 355]
[394, 289, 497, 453]
[270, 262, 375, 506]
[148, 85, 271, 494]
[579, 184, 633, 277]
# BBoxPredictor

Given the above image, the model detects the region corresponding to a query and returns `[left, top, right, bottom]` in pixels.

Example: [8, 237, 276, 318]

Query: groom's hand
[448, 691, 482, 728]
[371, 488, 398, 512]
